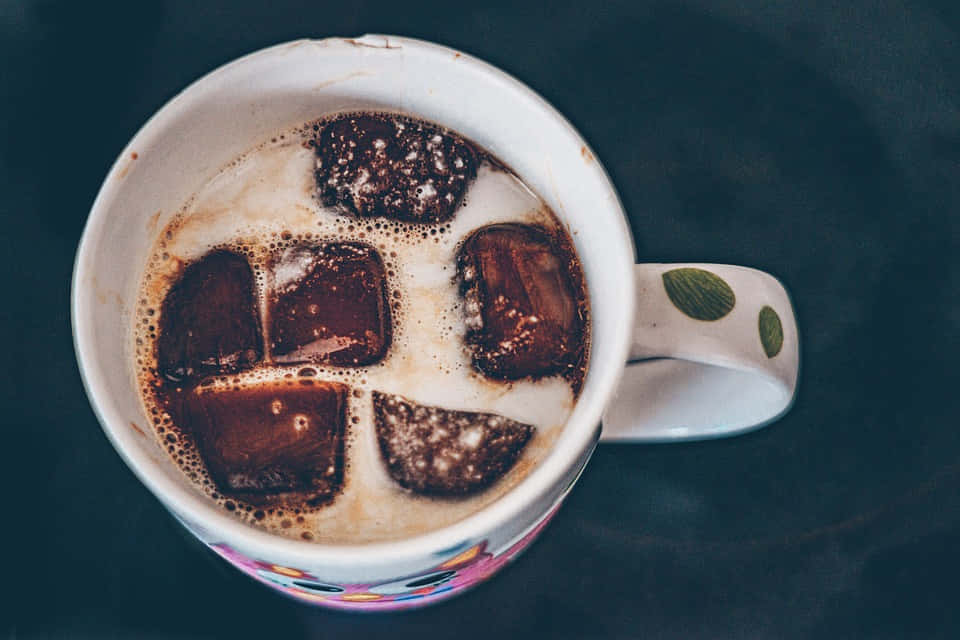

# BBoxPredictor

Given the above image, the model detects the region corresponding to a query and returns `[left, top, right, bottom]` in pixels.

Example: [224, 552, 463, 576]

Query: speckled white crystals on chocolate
[373, 391, 535, 496]
[313, 113, 478, 223]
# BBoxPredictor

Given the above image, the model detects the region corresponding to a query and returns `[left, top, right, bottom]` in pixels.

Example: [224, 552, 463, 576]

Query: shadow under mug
[72, 35, 798, 610]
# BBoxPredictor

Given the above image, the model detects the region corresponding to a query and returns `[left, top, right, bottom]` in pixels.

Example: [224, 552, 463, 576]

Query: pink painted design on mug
[208, 502, 561, 610]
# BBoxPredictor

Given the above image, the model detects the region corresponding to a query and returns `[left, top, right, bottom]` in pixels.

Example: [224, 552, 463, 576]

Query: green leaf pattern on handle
[758, 305, 784, 358]
[662, 268, 736, 321]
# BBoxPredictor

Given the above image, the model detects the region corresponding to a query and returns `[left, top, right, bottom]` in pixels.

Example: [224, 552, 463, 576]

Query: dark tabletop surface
[5, 0, 960, 637]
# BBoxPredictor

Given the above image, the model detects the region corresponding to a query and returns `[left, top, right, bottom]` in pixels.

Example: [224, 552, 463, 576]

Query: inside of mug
[73, 37, 635, 545]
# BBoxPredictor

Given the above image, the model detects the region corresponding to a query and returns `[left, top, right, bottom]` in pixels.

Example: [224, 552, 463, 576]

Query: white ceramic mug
[72, 35, 798, 610]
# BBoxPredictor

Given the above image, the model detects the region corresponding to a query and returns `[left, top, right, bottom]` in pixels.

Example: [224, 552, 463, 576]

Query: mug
[72, 35, 798, 610]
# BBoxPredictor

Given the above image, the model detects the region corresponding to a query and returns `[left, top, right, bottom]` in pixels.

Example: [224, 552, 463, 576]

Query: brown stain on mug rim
[91, 276, 107, 304]
[118, 151, 138, 179]
[147, 209, 163, 233]
[343, 37, 400, 50]
[313, 71, 375, 91]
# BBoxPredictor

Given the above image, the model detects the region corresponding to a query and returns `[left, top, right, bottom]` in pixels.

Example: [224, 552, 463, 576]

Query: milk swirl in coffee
[133, 113, 589, 543]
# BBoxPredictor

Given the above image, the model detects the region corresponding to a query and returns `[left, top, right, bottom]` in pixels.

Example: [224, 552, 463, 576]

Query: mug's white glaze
[72, 35, 635, 607]
[603, 263, 798, 441]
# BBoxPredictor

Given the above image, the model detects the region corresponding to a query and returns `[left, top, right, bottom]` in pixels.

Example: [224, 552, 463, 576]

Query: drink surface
[133, 113, 589, 543]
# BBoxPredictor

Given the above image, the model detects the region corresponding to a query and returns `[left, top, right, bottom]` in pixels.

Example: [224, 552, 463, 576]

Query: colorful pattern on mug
[208, 504, 560, 610]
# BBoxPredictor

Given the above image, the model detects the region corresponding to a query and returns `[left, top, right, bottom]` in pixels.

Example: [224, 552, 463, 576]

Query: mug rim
[71, 35, 636, 568]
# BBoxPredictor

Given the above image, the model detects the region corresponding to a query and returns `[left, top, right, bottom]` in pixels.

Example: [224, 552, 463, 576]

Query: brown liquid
[134, 112, 590, 543]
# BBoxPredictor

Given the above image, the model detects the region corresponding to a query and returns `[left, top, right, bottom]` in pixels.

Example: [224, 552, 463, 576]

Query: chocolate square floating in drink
[313, 113, 477, 223]
[269, 243, 392, 366]
[157, 250, 263, 384]
[373, 391, 534, 496]
[457, 223, 586, 381]
[183, 381, 348, 505]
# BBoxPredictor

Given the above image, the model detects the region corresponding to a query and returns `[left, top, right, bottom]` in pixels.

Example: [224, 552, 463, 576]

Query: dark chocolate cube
[184, 381, 348, 504]
[457, 223, 585, 380]
[373, 391, 534, 496]
[157, 250, 263, 384]
[313, 113, 477, 223]
[269, 243, 391, 366]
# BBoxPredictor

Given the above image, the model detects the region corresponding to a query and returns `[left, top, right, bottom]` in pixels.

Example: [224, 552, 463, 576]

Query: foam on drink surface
[133, 119, 587, 543]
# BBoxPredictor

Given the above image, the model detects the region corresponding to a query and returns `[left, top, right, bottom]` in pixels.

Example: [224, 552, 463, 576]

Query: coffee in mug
[133, 112, 591, 544]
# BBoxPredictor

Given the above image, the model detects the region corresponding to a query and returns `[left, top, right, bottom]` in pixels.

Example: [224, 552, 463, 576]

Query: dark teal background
[4, 1, 959, 637]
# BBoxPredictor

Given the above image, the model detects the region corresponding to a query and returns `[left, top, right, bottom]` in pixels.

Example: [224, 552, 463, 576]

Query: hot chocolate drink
[133, 112, 589, 543]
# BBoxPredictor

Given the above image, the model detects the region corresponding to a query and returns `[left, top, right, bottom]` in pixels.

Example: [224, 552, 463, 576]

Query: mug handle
[601, 264, 799, 442]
